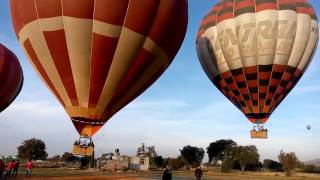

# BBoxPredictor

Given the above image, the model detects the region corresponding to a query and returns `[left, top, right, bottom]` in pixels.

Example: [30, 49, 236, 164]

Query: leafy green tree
[278, 150, 299, 176]
[207, 139, 237, 164]
[232, 145, 259, 174]
[180, 145, 205, 167]
[17, 138, 48, 160]
[153, 156, 164, 168]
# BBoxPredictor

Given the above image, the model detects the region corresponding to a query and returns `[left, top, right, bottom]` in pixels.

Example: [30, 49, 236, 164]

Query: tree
[303, 164, 316, 173]
[167, 156, 186, 170]
[278, 150, 299, 176]
[153, 156, 164, 168]
[48, 155, 61, 161]
[62, 152, 76, 162]
[180, 145, 205, 167]
[221, 158, 233, 173]
[17, 138, 48, 160]
[263, 159, 282, 171]
[232, 145, 259, 174]
[136, 143, 157, 157]
[207, 139, 237, 164]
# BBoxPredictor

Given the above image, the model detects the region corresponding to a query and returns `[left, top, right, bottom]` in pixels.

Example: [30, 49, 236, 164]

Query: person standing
[195, 166, 203, 180]
[5, 160, 14, 178]
[12, 160, 20, 176]
[0, 159, 5, 179]
[26, 159, 33, 177]
[161, 165, 172, 180]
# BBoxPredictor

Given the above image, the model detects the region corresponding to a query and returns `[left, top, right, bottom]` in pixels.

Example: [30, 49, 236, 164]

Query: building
[96, 148, 150, 171]
[128, 156, 149, 171]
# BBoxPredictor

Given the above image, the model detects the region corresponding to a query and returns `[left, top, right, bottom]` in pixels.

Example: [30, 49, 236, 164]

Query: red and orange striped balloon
[10, 0, 188, 137]
[0, 44, 23, 112]
[197, 0, 318, 125]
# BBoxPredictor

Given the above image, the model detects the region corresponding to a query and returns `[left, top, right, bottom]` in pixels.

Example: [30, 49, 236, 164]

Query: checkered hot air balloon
[0, 44, 23, 113]
[10, 0, 188, 137]
[196, 0, 319, 137]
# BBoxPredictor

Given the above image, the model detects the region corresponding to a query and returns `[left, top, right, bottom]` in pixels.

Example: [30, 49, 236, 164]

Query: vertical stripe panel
[35, 0, 61, 18]
[124, 0, 160, 35]
[96, 28, 145, 114]
[62, 0, 94, 19]
[10, 0, 38, 35]
[205, 27, 230, 73]
[298, 19, 319, 70]
[88, 0, 128, 112]
[287, 14, 311, 67]
[43, 30, 79, 106]
[256, 10, 278, 65]
[23, 39, 66, 108]
[274, 10, 297, 65]
[217, 19, 243, 70]
[105, 59, 166, 119]
[234, 12, 257, 67]
[106, 49, 156, 111]
[19, 21, 72, 108]
[196, 36, 220, 79]
[147, 0, 188, 59]
[94, 0, 129, 25]
[89, 34, 118, 108]
[62, 17, 92, 110]
[96, 1, 160, 114]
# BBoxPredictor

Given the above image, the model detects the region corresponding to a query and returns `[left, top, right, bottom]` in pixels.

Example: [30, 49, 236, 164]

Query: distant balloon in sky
[196, 0, 319, 138]
[0, 43, 23, 113]
[307, 125, 311, 130]
[10, 0, 188, 137]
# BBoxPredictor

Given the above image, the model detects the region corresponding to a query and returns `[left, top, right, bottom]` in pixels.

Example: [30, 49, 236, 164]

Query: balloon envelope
[307, 125, 311, 130]
[10, 0, 188, 137]
[0, 43, 23, 112]
[197, 0, 319, 124]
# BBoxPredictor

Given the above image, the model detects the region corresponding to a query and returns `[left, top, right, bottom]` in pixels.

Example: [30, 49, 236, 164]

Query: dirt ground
[7, 168, 320, 180]
[26, 176, 151, 180]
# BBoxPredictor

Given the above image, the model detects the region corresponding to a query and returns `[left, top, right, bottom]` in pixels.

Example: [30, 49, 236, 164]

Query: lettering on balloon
[257, 20, 278, 40]
[218, 28, 237, 59]
[215, 20, 297, 58]
[278, 20, 296, 39]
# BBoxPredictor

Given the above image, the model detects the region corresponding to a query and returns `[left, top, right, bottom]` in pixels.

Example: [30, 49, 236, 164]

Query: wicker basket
[250, 129, 268, 139]
[72, 145, 94, 156]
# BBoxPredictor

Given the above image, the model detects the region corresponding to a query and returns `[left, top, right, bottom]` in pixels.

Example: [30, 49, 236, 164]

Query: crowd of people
[74, 140, 95, 147]
[0, 159, 32, 179]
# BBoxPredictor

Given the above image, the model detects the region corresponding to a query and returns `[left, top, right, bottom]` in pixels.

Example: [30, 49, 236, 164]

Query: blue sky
[0, 0, 320, 162]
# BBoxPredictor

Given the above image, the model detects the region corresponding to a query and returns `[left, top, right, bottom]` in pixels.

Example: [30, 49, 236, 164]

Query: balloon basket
[72, 136, 95, 156]
[250, 125, 268, 139]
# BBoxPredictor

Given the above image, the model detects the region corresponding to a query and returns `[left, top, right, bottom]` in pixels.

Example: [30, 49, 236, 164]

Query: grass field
[7, 168, 320, 180]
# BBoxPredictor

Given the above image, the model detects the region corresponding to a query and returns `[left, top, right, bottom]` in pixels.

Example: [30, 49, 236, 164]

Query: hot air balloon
[10, 0, 188, 154]
[0, 43, 23, 113]
[196, 0, 319, 138]
[307, 125, 311, 130]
